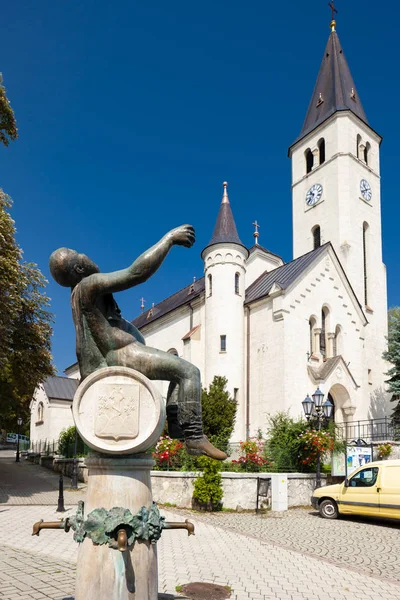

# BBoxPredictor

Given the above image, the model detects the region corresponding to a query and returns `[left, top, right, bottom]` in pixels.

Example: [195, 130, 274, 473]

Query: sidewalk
[1, 453, 400, 599]
[0, 454, 85, 505]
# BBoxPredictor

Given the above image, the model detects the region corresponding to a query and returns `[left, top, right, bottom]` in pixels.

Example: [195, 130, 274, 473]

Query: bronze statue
[50, 225, 226, 460]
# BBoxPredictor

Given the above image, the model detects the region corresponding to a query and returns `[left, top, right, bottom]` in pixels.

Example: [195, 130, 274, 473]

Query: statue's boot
[185, 436, 227, 460]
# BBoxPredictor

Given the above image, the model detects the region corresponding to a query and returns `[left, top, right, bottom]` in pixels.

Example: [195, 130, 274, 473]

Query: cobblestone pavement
[173, 506, 400, 581]
[0, 455, 86, 505]
[1, 454, 400, 599]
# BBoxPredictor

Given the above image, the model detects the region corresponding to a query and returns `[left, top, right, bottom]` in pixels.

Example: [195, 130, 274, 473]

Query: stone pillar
[311, 147, 319, 170]
[327, 332, 336, 358]
[313, 328, 323, 361]
[75, 455, 157, 600]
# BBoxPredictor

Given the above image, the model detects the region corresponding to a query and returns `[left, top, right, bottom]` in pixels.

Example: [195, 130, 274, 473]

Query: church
[130, 17, 389, 442]
[30, 17, 389, 446]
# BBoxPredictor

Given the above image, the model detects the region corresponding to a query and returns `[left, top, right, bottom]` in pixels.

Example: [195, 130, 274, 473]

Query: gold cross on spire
[252, 220, 260, 245]
[328, 0, 338, 31]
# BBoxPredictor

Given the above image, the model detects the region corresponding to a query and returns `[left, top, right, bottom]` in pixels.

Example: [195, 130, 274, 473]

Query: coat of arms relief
[95, 383, 140, 441]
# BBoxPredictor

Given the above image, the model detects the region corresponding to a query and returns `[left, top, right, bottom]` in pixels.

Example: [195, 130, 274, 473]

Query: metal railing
[336, 418, 400, 443]
[29, 438, 90, 458]
[29, 439, 59, 455]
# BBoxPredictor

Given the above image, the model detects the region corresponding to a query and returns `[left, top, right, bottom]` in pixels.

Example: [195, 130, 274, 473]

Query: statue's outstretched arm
[82, 225, 195, 301]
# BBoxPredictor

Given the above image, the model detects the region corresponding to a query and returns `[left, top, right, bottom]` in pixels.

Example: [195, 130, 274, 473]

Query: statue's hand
[169, 225, 195, 248]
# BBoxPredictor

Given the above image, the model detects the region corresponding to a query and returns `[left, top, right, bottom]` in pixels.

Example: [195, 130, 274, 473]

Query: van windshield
[349, 467, 379, 488]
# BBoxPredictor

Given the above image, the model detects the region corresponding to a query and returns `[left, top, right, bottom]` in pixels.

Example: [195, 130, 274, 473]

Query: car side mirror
[344, 478, 349, 487]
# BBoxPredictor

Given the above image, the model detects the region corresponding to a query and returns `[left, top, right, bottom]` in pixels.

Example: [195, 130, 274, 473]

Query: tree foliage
[0, 190, 54, 428]
[383, 307, 400, 424]
[0, 74, 17, 147]
[201, 375, 237, 453]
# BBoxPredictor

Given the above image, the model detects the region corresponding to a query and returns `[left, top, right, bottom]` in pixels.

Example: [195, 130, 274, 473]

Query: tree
[0, 74, 17, 146]
[201, 376, 237, 453]
[0, 190, 54, 429]
[383, 307, 400, 426]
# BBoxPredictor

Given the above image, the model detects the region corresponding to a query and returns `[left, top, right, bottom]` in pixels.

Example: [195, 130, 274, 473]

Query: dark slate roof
[292, 30, 368, 146]
[201, 183, 247, 256]
[132, 277, 205, 329]
[245, 244, 329, 304]
[248, 244, 284, 262]
[43, 376, 79, 401]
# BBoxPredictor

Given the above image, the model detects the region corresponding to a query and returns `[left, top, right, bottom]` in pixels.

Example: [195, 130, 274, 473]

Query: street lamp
[16, 416, 23, 463]
[301, 388, 334, 488]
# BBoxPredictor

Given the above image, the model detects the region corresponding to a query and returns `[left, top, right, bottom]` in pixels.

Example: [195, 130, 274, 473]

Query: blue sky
[0, 0, 399, 372]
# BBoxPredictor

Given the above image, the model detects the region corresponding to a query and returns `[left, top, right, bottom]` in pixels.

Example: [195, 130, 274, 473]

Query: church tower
[289, 14, 388, 397]
[201, 183, 248, 438]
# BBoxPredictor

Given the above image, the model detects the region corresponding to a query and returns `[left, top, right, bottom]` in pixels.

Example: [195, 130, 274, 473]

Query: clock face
[306, 183, 323, 207]
[360, 179, 372, 201]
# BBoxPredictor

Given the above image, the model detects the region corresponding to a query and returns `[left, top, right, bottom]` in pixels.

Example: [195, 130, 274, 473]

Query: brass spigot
[163, 519, 195, 536]
[32, 519, 71, 536]
[117, 528, 128, 552]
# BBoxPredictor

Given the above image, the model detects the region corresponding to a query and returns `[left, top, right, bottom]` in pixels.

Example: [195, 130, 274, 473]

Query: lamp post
[302, 387, 333, 488]
[16, 416, 23, 463]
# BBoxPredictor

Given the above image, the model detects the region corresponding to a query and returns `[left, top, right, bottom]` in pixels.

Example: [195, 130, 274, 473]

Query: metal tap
[117, 528, 128, 552]
[108, 528, 128, 552]
[32, 519, 71, 536]
[163, 519, 195, 536]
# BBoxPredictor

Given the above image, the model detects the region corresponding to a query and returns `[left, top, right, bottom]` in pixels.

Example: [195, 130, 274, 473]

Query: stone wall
[53, 458, 88, 483]
[151, 471, 323, 510]
[34, 453, 322, 509]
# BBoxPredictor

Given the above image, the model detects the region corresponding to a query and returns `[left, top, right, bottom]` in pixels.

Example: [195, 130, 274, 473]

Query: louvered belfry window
[313, 226, 321, 249]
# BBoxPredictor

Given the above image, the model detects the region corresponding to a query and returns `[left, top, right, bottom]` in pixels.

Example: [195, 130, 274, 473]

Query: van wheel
[319, 498, 338, 519]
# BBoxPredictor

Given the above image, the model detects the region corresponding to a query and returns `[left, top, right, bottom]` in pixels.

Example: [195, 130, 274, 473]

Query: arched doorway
[327, 393, 335, 422]
[328, 383, 353, 424]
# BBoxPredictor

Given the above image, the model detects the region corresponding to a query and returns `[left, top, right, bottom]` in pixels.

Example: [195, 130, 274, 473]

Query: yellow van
[311, 459, 400, 520]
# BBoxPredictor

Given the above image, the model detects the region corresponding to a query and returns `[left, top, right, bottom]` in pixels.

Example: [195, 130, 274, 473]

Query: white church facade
[30, 20, 390, 445]
[131, 21, 389, 442]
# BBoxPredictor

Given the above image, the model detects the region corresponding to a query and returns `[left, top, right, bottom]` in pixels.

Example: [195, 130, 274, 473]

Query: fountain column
[72, 366, 165, 600]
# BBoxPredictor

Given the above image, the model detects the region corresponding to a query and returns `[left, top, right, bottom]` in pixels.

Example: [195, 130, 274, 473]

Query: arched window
[356, 134, 362, 159]
[364, 142, 371, 165]
[235, 272, 240, 295]
[312, 225, 321, 249]
[318, 138, 325, 165]
[305, 148, 314, 174]
[208, 274, 212, 297]
[333, 325, 342, 357]
[320, 307, 330, 358]
[363, 222, 369, 306]
[37, 402, 44, 422]
[309, 317, 316, 355]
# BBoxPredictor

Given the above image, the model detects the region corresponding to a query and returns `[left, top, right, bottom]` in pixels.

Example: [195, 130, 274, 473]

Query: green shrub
[58, 426, 86, 458]
[264, 412, 346, 473]
[192, 456, 223, 510]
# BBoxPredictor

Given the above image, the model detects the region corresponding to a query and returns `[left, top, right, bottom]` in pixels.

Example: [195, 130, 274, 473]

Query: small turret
[202, 183, 248, 440]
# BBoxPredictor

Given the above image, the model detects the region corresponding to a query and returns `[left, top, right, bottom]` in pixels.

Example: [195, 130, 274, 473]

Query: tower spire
[291, 17, 368, 146]
[201, 182, 248, 258]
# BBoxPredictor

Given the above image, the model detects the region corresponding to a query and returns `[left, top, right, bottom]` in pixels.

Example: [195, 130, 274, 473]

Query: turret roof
[201, 182, 248, 257]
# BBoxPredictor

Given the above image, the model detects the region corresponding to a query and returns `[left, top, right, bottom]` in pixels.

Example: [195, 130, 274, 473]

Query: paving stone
[1, 452, 400, 599]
